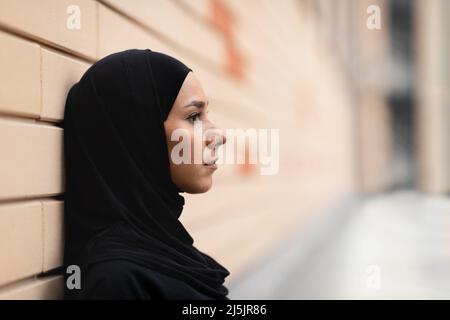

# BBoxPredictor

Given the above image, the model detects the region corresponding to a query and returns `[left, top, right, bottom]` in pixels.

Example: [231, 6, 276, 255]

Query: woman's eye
[187, 113, 201, 123]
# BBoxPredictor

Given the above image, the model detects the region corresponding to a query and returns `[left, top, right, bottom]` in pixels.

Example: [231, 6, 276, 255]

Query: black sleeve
[72, 260, 152, 300]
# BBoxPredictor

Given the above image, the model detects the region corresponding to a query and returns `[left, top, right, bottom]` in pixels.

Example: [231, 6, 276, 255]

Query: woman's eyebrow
[183, 100, 209, 109]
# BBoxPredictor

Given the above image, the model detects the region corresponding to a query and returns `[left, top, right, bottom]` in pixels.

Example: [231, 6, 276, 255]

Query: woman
[63, 48, 230, 300]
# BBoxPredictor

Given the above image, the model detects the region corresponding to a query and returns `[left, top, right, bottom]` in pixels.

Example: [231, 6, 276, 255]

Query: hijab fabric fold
[63, 49, 230, 299]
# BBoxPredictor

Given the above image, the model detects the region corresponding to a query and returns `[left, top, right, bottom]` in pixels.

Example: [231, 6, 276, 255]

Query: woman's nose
[205, 127, 226, 148]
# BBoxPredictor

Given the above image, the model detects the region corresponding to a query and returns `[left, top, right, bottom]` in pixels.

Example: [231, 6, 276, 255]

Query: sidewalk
[228, 191, 450, 299]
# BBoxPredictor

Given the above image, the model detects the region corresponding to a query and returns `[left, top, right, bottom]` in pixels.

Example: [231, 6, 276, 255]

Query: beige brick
[192, 69, 267, 126]
[0, 30, 40, 118]
[176, 0, 210, 19]
[102, 0, 224, 66]
[0, 119, 63, 200]
[187, 178, 306, 282]
[194, 209, 300, 284]
[97, 3, 172, 59]
[42, 200, 64, 272]
[0, 275, 64, 300]
[0, 0, 96, 59]
[97, 2, 201, 69]
[0, 201, 43, 286]
[41, 48, 91, 122]
[97, 3, 264, 126]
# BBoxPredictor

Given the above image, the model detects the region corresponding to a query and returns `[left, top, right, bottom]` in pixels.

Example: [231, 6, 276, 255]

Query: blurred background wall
[0, 0, 448, 299]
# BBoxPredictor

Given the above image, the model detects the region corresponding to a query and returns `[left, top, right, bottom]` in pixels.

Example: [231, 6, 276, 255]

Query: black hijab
[63, 48, 230, 299]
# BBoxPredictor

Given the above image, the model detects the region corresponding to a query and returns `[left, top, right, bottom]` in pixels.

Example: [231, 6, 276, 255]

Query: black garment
[68, 258, 217, 300]
[63, 49, 230, 300]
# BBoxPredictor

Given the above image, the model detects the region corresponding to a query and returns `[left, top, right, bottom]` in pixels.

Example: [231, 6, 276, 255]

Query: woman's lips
[203, 157, 218, 169]
[203, 163, 217, 170]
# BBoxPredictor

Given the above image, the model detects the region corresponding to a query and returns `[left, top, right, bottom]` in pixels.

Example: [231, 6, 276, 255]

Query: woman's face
[164, 72, 226, 194]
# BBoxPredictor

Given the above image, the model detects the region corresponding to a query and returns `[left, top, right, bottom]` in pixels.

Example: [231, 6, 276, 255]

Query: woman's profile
[62, 48, 230, 300]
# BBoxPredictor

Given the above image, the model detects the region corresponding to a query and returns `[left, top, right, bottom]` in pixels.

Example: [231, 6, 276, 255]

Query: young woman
[63, 49, 230, 300]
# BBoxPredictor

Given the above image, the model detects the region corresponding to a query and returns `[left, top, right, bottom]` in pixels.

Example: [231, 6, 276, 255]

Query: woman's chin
[183, 179, 213, 194]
